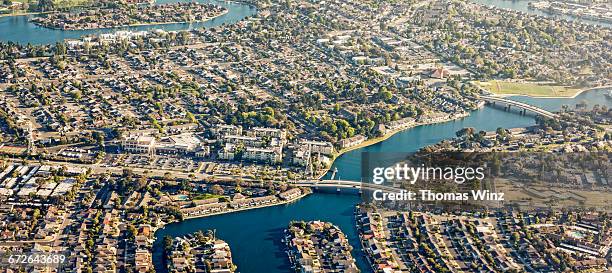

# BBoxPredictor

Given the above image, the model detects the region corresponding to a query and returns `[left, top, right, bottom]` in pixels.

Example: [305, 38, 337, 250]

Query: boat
[604, 90, 612, 100]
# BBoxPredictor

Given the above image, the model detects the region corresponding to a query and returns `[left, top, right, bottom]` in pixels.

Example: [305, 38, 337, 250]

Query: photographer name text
[373, 190, 504, 201]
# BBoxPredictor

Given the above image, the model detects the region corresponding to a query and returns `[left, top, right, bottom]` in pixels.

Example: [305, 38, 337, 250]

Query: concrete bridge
[294, 180, 402, 193]
[479, 95, 559, 119]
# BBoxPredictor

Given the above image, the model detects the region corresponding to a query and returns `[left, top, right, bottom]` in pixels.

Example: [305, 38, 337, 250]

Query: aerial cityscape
[0, 0, 611, 272]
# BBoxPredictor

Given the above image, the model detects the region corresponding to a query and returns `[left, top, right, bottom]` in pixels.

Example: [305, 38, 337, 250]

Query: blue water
[152, 106, 538, 273]
[323, 106, 537, 181]
[0, 0, 607, 46]
[153, 193, 364, 273]
[470, 0, 611, 28]
[327, 88, 612, 182]
[152, 90, 611, 273]
[1, 0, 608, 271]
[0, 0, 256, 45]
[509, 88, 612, 112]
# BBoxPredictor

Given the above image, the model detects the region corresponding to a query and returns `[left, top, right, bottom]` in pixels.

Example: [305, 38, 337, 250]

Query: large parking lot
[116, 155, 196, 172]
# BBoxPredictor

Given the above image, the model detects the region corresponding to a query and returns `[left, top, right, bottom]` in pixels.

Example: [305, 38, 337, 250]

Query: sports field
[476, 80, 581, 97]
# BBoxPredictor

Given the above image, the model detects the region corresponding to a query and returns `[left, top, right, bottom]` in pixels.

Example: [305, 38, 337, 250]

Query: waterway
[152, 108, 538, 273]
[0, 0, 257, 45]
[153, 107, 536, 273]
[470, 0, 611, 28]
[152, 89, 611, 273]
[0, 0, 609, 271]
[509, 87, 612, 112]
[0, 0, 607, 46]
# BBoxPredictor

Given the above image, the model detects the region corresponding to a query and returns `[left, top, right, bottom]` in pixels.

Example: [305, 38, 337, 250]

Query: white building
[338, 135, 367, 149]
[155, 134, 203, 155]
[243, 147, 282, 163]
[251, 127, 286, 139]
[121, 135, 156, 154]
[223, 135, 263, 147]
[195, 146, 211, 158]
[300, 140, 334, 156]
[218, 143, 237, 161]
[212, 124, 243, 137]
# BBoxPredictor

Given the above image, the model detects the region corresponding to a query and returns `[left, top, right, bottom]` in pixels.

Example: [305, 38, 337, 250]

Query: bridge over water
[295, 180, 401, 193]
[479, 95, 559, 119]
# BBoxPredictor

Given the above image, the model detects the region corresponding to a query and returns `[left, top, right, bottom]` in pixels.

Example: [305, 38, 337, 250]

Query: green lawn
[476, 80, 581, 97]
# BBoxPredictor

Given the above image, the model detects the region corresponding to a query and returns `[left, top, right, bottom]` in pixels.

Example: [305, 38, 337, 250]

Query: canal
[470, 0, 611, 28]
[152, 106, 536, 273]
[0, 0, 257, 45]
[0, 0, 607, 46]
[0, 0, 610, 271]
[152, 88, 612, 273]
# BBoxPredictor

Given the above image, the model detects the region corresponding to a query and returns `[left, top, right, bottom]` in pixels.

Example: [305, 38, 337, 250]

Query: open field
[497, 179, 612, 211]
[476, 80, 581, 97]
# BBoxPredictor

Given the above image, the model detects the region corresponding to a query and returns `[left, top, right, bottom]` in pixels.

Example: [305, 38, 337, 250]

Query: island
[285, 221, 359, 273]
[163, 231, 237, 273]
[30, 2, 228, 30]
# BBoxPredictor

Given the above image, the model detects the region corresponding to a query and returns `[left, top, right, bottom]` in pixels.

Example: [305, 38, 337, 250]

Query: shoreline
[153, 192, 311, 235]
[182, 192, 310, 220]
[0, 11, 51, 18]
[152, 191, 310, 272]
[30, 9, 230, 31]
[527, 3, 612, 26]
[0, 0, 258, 19]
[316, 112, 471, 180]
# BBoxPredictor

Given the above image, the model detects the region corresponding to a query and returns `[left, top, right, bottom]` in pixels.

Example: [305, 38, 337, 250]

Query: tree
[266, 181, 275, 194]
[456, 127, 475, 139]
[32, 208, 40, 220]
[38, 0, 54, 11]
[54, 42, 66, 56]
[186, 111, 196, 123]
[127, 224, 137, 240]
[211, 184, 224, 195]
[137, 176, 148, 190]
